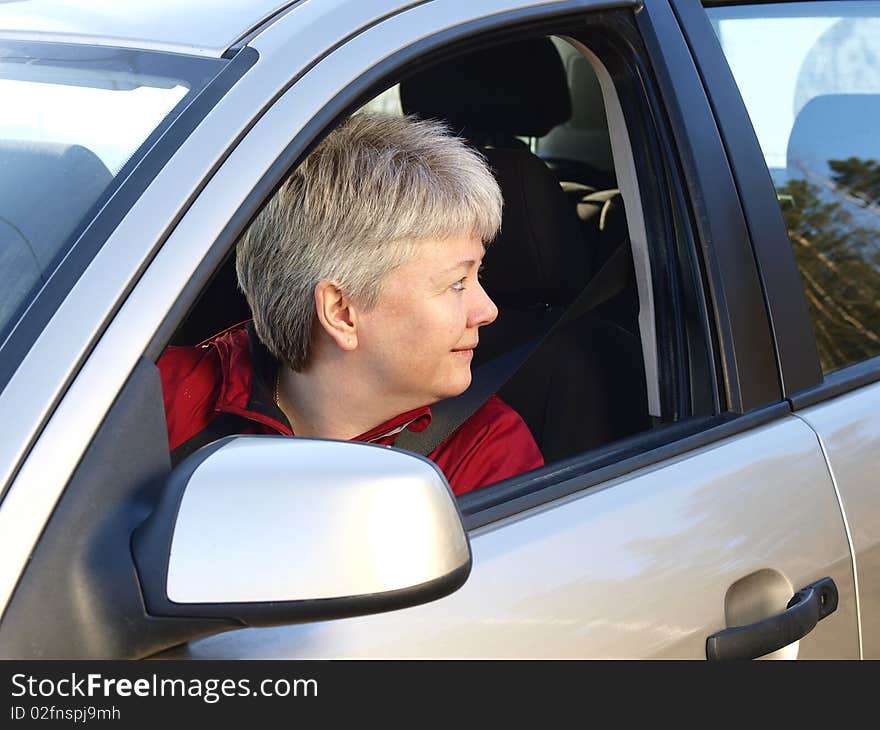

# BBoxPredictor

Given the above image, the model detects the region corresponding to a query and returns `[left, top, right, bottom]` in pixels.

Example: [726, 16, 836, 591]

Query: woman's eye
[478, 264, 486, 279]
[451, 278, 466, 292]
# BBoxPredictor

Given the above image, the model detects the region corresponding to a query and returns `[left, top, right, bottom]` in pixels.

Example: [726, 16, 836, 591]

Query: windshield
[0, 41, 222, 354]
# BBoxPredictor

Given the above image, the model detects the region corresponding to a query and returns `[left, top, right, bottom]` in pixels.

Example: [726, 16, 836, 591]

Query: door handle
[706, 577, 838, 660]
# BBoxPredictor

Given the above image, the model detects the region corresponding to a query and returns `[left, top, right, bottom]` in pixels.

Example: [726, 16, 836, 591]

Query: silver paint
[0, 0, 299, 57]
[0, 0, 859, 660]
[166, 437, 469, 603]
[168, 417, 858, 658]
[796, 379, 880, 658]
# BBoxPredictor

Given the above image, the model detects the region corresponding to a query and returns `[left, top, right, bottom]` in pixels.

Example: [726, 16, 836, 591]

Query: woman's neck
[276, 354, 413, 441]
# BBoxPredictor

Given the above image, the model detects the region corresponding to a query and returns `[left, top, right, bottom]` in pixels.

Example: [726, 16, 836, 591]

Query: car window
[165, 25, 717, 488]
[534, 37, 615, 187]
[707, 1, 880, 374]
[361, 84, 402, 116]
[0, 42, 221, 368]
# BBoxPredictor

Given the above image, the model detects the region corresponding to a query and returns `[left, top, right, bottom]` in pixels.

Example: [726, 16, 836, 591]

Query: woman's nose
[469, 282, 498, 327]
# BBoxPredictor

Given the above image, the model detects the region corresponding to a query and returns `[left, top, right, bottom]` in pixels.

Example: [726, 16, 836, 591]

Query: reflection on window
[779, 162, 880, 370]
[0, 42, 219, 358]
[709, 1, 880, 373]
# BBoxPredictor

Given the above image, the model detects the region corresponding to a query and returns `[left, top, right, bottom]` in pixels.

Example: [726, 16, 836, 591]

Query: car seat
[400, 37, 596, 363]
[0, 140, 112, 336]
[400, 36, 650, 458]
[787, 94, 880, 194]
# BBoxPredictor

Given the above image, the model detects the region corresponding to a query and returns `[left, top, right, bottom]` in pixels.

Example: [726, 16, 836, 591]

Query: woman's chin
[433, 369, 473, 401]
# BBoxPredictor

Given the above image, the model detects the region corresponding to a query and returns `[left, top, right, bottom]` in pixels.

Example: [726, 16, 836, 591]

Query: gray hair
[236, 111, 503, 371]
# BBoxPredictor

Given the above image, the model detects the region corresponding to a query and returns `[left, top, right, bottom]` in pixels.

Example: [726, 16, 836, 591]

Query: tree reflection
[780, 156, 880, 372]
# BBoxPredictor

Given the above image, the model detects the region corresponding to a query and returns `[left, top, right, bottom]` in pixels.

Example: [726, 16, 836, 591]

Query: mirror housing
[132, 436, 471, 626]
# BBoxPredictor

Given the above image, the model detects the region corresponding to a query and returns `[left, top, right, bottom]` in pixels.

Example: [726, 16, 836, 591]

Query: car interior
[0, 140, 113, 343]
[168, 32, 655, 468]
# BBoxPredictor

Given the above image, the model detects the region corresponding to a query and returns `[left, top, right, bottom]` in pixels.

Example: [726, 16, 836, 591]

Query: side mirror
[132, 436, 471, 626]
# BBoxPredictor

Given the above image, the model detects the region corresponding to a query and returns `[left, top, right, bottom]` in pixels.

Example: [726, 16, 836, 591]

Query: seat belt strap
[392, 338, 541, 456]
[393, 238, 633, 456]
[170, 412, 250, 467]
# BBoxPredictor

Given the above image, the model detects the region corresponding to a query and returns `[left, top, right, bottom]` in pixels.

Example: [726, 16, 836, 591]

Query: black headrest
[0, 140, 112, 328]
[787, 94, 880, 181]
[400, 37, 571, 139]
[0, 140, 112, 266]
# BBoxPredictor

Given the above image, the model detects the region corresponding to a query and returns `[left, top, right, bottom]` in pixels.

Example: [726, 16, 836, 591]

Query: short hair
[236, 112, 503, 371]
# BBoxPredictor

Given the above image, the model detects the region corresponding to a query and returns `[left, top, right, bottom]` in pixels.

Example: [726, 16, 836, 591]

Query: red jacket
[157, 322, 543, 495]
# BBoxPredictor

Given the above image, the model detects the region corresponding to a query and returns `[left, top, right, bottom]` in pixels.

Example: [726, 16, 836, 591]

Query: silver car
[0, 0, 878, 659]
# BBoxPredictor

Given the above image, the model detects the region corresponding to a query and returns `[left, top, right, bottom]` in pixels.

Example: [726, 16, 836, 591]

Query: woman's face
[355, 232, 498, 409]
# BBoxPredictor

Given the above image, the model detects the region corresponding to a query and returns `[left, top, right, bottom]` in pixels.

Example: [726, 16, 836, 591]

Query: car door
[0, 0, 859, 659]
[157, 0, 856, 658]
[687, 0, 880, 659]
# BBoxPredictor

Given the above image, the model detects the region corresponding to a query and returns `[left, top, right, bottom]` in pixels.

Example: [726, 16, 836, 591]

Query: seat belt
[393, 238, 633, 456]
[170, 412, 251, 467]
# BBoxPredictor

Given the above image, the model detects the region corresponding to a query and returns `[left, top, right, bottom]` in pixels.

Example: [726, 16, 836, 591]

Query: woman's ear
[314, 280, 358, 351]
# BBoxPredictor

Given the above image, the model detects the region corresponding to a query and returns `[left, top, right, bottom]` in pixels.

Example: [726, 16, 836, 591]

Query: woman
[158, 112, 543, 495]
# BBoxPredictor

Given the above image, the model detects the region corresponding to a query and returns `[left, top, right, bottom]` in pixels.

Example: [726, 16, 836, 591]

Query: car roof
[0, 0, 299, 57]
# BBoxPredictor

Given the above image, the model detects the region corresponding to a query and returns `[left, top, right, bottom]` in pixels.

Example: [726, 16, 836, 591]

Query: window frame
[676, 0, 825, 398]
[635, 0, 781, 411]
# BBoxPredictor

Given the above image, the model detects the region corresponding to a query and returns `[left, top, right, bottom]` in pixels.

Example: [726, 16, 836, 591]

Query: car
[0, 0, 878, 660]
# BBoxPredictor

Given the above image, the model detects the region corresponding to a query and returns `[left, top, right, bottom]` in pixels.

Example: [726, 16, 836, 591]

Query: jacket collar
[207, 321, 432, 443]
